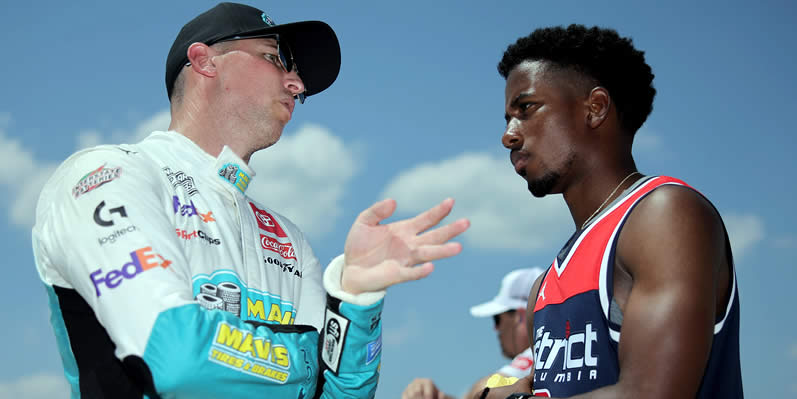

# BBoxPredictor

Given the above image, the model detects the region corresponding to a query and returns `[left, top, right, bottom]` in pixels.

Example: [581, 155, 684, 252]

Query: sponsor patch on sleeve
[321, 308, 349, 374]
[73, 164, 122, 199]
[366, 335, 382, 365]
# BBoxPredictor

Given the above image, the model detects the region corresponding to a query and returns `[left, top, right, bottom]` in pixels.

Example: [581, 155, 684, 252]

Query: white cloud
[0, 109, 172, 229]
[0, 130, 38, 185]
[10, 165, 58, 227]
[1, 111, 354, 239]
[0, 373, 69, 399]
[75, 109, 172, 151]
[247, 123, 358, 237]
[0, 129, 59, 228]
[128, 110, 171, 143]
[723, 212, 765, 259]
[380, 152, 572, 252]
[75, 129, 103, 150]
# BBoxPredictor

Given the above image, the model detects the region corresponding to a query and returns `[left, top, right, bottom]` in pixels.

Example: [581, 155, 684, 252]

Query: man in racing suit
[31, 3, 470, 398]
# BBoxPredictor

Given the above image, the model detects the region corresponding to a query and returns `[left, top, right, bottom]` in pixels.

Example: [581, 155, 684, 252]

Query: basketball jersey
[530, 176, 743, 398]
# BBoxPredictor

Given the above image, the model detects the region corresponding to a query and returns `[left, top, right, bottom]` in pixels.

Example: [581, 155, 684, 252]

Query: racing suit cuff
[323, 254, 386, 307]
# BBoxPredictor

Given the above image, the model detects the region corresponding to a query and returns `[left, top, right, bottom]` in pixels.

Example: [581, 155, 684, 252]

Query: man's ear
[586, 86, 611, 129]
[186, 42, 217, 78]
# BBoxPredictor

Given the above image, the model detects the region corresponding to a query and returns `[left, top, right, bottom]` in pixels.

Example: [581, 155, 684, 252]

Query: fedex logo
[90, 247, 171, 297]
[249, 203, 287, 238]
[260, 235, 296, 260]
[173, 196, 215, 223]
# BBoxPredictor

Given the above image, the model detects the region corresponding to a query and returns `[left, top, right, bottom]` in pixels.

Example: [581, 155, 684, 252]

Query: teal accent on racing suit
[32, 130, 383, 398]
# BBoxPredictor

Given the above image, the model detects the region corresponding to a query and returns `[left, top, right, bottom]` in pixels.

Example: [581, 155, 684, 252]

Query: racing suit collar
[157, 130, 256, 196]
[214, 146, 255, 195]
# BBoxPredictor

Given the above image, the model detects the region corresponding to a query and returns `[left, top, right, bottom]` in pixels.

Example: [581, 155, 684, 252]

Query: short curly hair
[498, 24, 656, 135]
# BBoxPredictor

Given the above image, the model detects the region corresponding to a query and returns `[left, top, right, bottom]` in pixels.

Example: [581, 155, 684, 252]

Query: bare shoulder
[616, 182, 729, 312]
[606, 183, 733, 396]
[618, 183, 726, 266]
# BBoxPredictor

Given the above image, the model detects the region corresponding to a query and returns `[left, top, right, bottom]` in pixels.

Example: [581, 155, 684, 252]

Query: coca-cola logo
[260, 235, 296, 260]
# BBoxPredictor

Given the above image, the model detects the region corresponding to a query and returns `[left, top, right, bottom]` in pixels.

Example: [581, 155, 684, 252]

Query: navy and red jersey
[530, 176, 743, 398]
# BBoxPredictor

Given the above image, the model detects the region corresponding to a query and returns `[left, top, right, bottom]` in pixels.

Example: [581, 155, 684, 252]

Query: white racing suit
[32, 131, 384, 398]
[497, 347, 533, 379]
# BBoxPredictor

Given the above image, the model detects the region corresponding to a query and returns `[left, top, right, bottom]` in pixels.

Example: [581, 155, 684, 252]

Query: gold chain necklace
[581, 171, 640, 230]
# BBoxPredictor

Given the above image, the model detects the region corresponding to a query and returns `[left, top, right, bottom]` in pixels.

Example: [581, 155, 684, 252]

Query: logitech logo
[98, 226, 137, 246]
[93, 201, 127, 226]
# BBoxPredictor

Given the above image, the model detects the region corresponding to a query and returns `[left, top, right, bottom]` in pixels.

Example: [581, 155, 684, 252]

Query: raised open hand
[340, 198, 470, 295]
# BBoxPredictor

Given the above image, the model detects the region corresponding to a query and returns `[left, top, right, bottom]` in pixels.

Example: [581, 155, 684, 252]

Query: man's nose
[502, 124, 523, 149]
[284, 71, 305, 98]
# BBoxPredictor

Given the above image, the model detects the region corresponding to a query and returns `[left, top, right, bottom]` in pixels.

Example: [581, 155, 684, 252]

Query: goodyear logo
[211, 322, 291, 383]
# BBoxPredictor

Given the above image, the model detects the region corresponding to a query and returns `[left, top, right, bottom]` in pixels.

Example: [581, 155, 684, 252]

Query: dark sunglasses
[493, 309, 517, 327]
[187, 33, 305, 104]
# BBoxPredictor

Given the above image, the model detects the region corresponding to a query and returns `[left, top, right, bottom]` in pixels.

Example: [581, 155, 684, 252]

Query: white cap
[469, 267, 545, 317]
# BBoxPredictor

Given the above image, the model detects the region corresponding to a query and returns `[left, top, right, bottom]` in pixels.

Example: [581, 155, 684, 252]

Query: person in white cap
[401, 267, 544, 399]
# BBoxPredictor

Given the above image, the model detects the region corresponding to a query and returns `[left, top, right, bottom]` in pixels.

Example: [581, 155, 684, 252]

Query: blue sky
[1, 1, 795, 397]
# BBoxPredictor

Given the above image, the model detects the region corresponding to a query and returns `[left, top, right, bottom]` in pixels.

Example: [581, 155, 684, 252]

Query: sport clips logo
[90, 247, 171, 297]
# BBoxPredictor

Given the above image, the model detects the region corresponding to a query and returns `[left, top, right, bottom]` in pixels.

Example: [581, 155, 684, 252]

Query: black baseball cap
[165, 2, 340, 100]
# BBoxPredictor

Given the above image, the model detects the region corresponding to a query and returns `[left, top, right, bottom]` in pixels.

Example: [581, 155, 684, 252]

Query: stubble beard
[526, 153, 575, 198]
[528, 171, 560, 198]
[253, 115, 284, 151]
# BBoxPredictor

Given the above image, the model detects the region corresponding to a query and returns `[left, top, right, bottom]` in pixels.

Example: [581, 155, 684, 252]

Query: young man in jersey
[480, 25, 743, 398]
[31, 3, 469, 398]
[402, 268, 543, 399]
